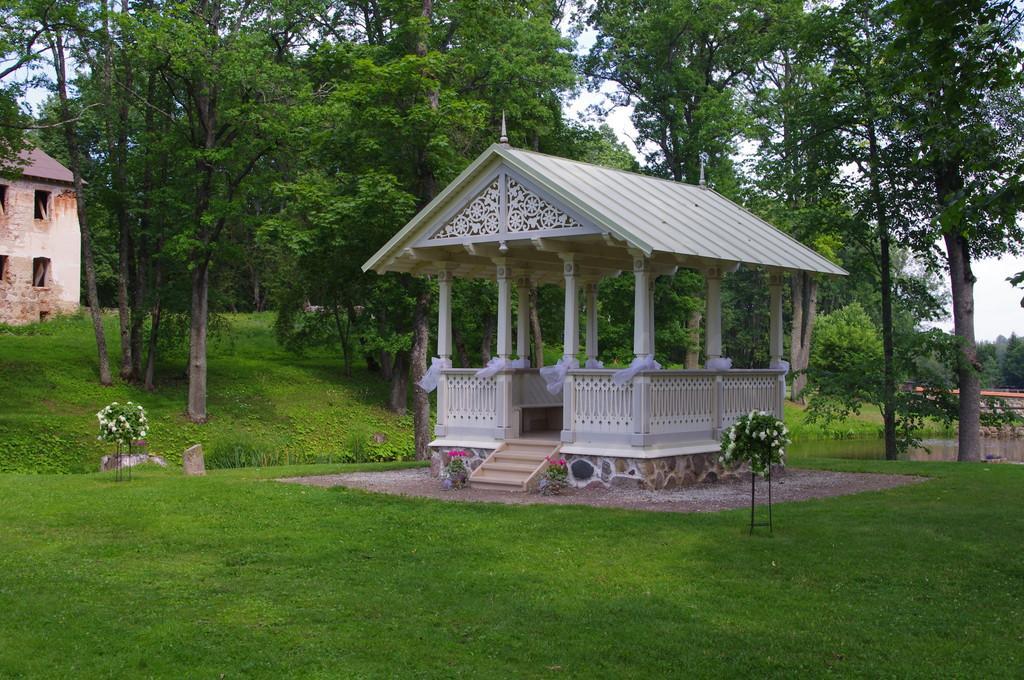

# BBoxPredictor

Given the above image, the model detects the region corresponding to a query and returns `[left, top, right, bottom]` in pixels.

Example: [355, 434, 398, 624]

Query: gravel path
[277, 467, 927, 513]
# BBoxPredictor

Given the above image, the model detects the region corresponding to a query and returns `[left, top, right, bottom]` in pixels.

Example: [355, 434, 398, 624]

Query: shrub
[206, 435, 285, 469]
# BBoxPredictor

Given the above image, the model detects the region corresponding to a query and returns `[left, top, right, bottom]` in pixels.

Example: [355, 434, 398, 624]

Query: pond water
[788, 436, 1024, 462]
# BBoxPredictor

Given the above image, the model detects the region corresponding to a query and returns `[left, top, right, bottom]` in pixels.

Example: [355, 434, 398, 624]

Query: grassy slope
[0, 313, 414, 473]
[0, 460, 1021, 678]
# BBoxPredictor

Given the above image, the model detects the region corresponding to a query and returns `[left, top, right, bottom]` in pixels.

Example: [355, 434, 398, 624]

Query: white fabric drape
[611, 355, 662, 386]
[475, 356, 512, 378]
[540, 357, 579, 395]
[585, 358, 604, 369]
[706, 357, 733, 371]
[418, 357, 451, 392]
[770, 359, 790, 374]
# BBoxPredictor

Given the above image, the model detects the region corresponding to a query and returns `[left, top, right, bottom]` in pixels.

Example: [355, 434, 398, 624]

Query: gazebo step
[469, 440, 561, 492]
[469, 478, 525, 492]
[492, 450, 549, 463]
[472, 468, 530, 483]
[486, 461, 538, 473]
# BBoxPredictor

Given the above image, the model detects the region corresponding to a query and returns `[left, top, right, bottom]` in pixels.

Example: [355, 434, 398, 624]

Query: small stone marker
[183, 444, 206, 476]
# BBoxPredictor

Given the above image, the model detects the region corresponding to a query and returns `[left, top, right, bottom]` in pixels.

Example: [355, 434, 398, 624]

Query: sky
[562, 30, 1024, 342]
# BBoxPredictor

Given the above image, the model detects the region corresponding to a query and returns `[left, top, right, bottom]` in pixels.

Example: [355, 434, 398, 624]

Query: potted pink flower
[442, 450, 470, 490]
[539, 456, 568, 495]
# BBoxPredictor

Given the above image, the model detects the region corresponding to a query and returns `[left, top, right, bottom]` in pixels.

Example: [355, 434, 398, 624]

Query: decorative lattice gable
[424, 171, 595, 244]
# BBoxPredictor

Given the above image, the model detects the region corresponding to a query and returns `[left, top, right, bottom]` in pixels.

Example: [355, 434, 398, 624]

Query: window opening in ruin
[34, 190, 50, 220]
[0, 254, 8, 282]
[39, 310, 50, 322]
[32, 257, 50, 287]
[0, 185, 7, 214]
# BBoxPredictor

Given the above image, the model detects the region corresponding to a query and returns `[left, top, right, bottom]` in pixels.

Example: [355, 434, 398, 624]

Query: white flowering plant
[720, 411, 790, 478]
[97, 401, 149, 448]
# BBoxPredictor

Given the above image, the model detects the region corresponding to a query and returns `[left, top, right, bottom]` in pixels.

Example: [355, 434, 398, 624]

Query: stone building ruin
[0, 148, 80, 325]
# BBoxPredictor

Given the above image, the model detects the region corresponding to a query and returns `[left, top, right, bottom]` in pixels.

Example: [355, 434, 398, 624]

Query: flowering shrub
[97, 401, 148, 448]
[539, 456, 568, 495]
[442, 450, 470, 489]
[720, 411, 790, 478]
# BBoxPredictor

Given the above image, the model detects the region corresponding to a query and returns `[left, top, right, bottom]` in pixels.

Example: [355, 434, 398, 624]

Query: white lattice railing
[443, 369, 497, 431]
[720, 372, 783, 428]
[563, 368, 784, 445]
[647, 372, 715, 435]
[571, 371, 633, 435]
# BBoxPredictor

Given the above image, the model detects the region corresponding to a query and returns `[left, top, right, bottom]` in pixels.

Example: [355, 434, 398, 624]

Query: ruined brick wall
[0, 177, 80, 325]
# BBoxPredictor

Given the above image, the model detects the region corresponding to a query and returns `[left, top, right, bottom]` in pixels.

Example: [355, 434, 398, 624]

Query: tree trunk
[116, 212, 132, 378]
[144, 260, 163, 391]
[51, 30, 111, 385]
[129, 250, 145, 381]
[388, 352, 408, 415]
[945, 231, 981, 461]
[452, 326, 469, 367]
[409, 0, 436, 458]
[411, 288, 431, 459]
[790, 271, 817, 403]
[867, 121, 898, 459]
[530, 285, 544, 367]
[480, 316, 494, 364]
[101, 1, 133, 381]
[685, 310, 701, 369]
[332, 305, 352, 377]
[187, 262, 209, 422]
[133, 68, 159, 383]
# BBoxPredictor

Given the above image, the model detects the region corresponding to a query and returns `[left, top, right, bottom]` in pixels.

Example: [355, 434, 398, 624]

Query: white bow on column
[475, 356, 512, 378]
[611, 355, 662, 386]
[418, 357, 451, 392]
[706, 357, 733, 371]
[540, 357, 579, 395]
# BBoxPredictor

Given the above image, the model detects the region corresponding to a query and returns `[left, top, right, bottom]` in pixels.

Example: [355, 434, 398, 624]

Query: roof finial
[698, 151, 709, 188]
[499, 111, 509, 146]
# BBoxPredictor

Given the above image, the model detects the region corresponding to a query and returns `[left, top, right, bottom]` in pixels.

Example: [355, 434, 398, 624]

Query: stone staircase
[469, 439, 559, 492]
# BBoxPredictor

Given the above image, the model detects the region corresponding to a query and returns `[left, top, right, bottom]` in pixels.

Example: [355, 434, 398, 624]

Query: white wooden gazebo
[363, 139, 845, 491]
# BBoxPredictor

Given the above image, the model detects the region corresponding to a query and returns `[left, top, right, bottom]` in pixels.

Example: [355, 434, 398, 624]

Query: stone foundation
[429, 446, 494, 477]
[563, 452, 738, 490]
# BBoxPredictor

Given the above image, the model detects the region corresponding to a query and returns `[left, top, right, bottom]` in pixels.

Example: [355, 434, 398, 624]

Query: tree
[888, 0, 1024, 460]
[35, 1, 114, 386]
[132, 0, 301, 421]
[743, 1, 849, 399]
[1003, 334, 1024, 389]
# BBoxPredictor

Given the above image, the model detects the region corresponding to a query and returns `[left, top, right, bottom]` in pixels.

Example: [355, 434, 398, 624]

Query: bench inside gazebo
[363, 138, 845, 491]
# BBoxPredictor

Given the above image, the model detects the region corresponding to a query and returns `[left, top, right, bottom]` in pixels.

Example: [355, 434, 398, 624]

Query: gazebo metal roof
[363, 144, 846, 280]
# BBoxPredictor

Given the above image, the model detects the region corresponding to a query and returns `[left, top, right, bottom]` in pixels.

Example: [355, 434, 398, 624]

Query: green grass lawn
[0, 313, 413, 473]
[0, 459, 1021, 678]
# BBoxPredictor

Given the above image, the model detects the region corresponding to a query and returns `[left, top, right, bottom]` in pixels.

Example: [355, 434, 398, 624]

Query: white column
[496, 262, 513, 360]
[768, 271, 784, 365]
[705, 266, 722, 363]
[585, 281, 599, 365]
[437, 268, 453, 362]
[648, 276, 656, 358]
[436, 266, 453, 437]
[516, 275, 530, 366]
[495, 262, 513, 440]
[562, 256, 579, 360]
[633, 258, 651, 358]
